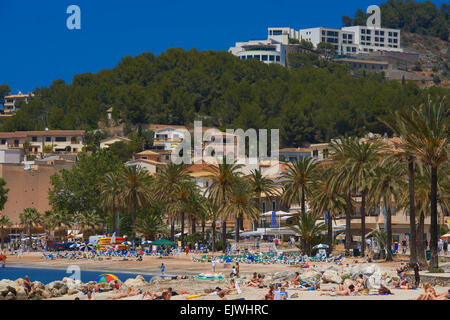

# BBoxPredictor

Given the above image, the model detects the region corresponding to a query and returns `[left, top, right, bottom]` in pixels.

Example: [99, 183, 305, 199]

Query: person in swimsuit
[23, 276, 34, 297]
[108, 287, 140, 300]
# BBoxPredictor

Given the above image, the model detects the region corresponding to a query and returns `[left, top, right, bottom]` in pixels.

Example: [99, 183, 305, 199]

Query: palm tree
[154, 163, 192, 241]
[75, 211, 102, 238]
[43, 210, 72, 240]
[176, 180, 199, 246]
[288, 212, 327, 256]
[310, 167, 346, 254]
[205, 200, 220, 252]
[382, 97, 448, 269]
[0, 215, 12, 249]
[248, 169, 279, 230]
[100, 171, 123, 235]
[206, 158, 243, 249]
[281, 157, 318, 217]
[330, 137, 385, 257]
[223, 178, 259, 243]
[368, 157, 406, 261]
[19, 208, 41, 249]
[136, 205, 169, 240]
[120, 165, 153, 244]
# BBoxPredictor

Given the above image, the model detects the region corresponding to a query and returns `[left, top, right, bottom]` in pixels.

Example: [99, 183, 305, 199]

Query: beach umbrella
[78, 243, 95, 251]
[69, 243, 79, 249]
[96, 274, 118, 283]
[142, 241, 151, 245]
[313, 244, 329, 249]
[123, 241, 132, 246]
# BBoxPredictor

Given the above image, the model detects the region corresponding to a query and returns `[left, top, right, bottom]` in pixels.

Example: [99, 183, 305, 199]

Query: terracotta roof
[127, 159, 167, 166]
[187, 161, 218, 175]
[136, 150, 160, 156]
[5, 93, 34, 99]
[0, 130, 84, 138]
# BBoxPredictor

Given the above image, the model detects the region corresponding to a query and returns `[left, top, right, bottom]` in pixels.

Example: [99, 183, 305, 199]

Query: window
[45, 136, 51, 142]
[0, 139, 5, 145]
[366, 36, 371, 41]
[361, 36, 365, 41]
[375, 37, 379, 42]
[375, 30, 379, 35]
[366, 30, 371, 35]
[262, 55, 268, 61]
[14, 140, 19, 147]
[272, 201, 276, 211]
[254, 55, 260, 60]
[380, 31, 385, 36]
[273, 30, 282, 36]
[247, 55, 252, 60]
[276, 56, 280, 62]
[361, 29, 366, 34]
[348, 34, 352, 40]
[269, 55, 275, 61]
[262, 201, 266, 213]
[55, 137, 67, 142]
[313, 150, 318, 157]
[352, 47, 356, 52]
[389, 32, 393, 37]
[393, 32, 398, 37]
[323, 149, 329, 159]
[31, 136, 37, 142]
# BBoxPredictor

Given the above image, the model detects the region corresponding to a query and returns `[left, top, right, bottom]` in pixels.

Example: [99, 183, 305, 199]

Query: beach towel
[186, 294, 203, 300]
[235, 281, 242, 294]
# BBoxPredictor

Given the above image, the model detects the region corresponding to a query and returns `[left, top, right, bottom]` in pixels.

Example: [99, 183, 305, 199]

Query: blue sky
[0, 0, 446, 93]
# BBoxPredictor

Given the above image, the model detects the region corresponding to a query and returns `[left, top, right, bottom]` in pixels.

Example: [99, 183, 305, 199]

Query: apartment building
[342, 26, 402, 53]
[149, 124, 190, 151]
[3, 92, 34, 114]
[300, 27, 358, 55]
[0, 130, 85, 154]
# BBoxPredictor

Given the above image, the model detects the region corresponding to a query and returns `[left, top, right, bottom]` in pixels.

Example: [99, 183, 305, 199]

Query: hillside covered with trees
[342, 0, 449, 41]
[1, 48, 448, 147]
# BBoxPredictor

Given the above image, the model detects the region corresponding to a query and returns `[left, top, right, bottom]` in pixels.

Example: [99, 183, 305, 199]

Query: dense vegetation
[1, 49, 447, 147]
[342, 0, 449, 41]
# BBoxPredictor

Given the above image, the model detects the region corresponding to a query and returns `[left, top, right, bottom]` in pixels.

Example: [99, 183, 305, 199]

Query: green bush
[428, 268, 444, 273]
[341, 274, 350, 281]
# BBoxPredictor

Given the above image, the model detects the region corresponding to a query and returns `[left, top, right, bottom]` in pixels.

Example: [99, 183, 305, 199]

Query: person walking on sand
[1, 252, 6, 268]
[413, 263, 421, 288]
[211, 259, 216, 273]
[185, 246, 189, 255]
[161, 262, 165, 275]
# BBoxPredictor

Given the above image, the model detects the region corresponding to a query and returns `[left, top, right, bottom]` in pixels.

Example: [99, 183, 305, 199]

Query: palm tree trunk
[361, 191, 366, 257]
[116, 210, 120, 236]
[28, 223, 32, 249]
[170, 218, 175, 241]
[416, 211, 427, 267]
[429, 166, 439, 269]
[201, 220, 206, 246]
[132, 200, 137, 246]
[181, 212, 185, 247]
[385, 200, 393, 262]
[191, 217, 196, 234]
[327, 213, 333, 255]
[345, 192, 352, 256]
[112, 203, 116, 236]
[1, 226, 4, 249]
[222, 221, 227, 250]
[235, 217, 239, 243]
[212, 220, 216, 252]
[254, 197, 261, 231]
[408, 159, 417, 266]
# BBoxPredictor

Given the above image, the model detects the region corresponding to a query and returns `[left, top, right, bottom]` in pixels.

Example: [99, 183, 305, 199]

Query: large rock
[15, 278, 24, 287]
[48, 281, 66, 291]
[149, 276, 162, 284]
[322, 270, 343, 284]
[33, 281, 45, 291]
[273, 271, 296, 281]
[299, 270, 322, 285]
[0, 280, 16, 296]
[42, 290, 52, 299]
[15, 287, 27, 299]
[65, 279, 82, 291]
[67, 289, 79, 296]
[50, 288, 62, 298]
[350, 264, 380, 279]
[124, 277, 147, 288]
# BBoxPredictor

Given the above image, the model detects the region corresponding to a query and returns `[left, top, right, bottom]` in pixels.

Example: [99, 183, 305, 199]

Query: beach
[2, 252, 449, 301]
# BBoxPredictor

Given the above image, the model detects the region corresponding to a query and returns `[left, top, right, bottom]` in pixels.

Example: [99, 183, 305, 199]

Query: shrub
[428, 268, 444, 273]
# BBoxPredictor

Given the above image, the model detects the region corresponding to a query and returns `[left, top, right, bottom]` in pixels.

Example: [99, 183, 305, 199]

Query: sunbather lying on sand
[392, 280, 415, 290]
[108, 287, 141, 300]
[416, 283, 448, 300]
[320, 284, 356, 296]
[246, 273, 259, 287]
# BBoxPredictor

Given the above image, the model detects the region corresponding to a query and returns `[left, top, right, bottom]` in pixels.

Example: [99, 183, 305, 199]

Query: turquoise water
[0, 266, 155, 284]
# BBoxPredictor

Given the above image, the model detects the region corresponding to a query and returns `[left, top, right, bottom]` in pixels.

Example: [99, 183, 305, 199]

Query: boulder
[15, 287, 27, 299]
[33, 281, 45, 291]
[322, 270, 343, 284]
[34, 288, 44, 296]
[67, 289, 79, 296]
[0, 279, 16, 293]
[65, 279, 82, 291]
[42, 290, 52, 299]
[15, 278, 24, 287]
[273, 271, 296, 281]
[326, 265, 340, 272]
[59, 285, 68, 295]
[149, 276, 162, 284]
[299, 270, 322, 284]
[135, 275, 147, 283]
[124, 278, 147, 288]
[50, 288, 62, 298]
[48, 281, 65, 291]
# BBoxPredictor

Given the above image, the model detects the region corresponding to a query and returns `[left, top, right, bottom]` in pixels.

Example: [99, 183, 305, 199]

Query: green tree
[100, 171, 124, 235]
[119, 165, 153, 244]
[0, 215, 12, 249]
[19, 208, 41, 249]
[206, 158, 244, 249]
[289, 213, 327, 256]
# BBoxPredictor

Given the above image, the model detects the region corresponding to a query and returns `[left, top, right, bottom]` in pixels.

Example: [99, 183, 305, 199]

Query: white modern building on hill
[229, 28, 299, 67]
[229, 25, 402, 65]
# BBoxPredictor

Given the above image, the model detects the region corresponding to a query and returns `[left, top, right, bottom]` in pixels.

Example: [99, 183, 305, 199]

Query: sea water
[0, 266, 155, 284]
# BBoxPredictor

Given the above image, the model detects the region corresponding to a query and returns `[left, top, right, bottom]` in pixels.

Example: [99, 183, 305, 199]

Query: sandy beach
[3, 252, 449, 301]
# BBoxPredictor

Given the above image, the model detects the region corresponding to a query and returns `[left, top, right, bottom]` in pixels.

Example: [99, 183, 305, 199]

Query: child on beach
[230, 265, 237, 278]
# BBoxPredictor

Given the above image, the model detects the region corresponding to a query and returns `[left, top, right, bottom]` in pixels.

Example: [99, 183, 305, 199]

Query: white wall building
[229, 28, 299, 66]
[341, 26, 402, 53]
[3, 92, 34, 114]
